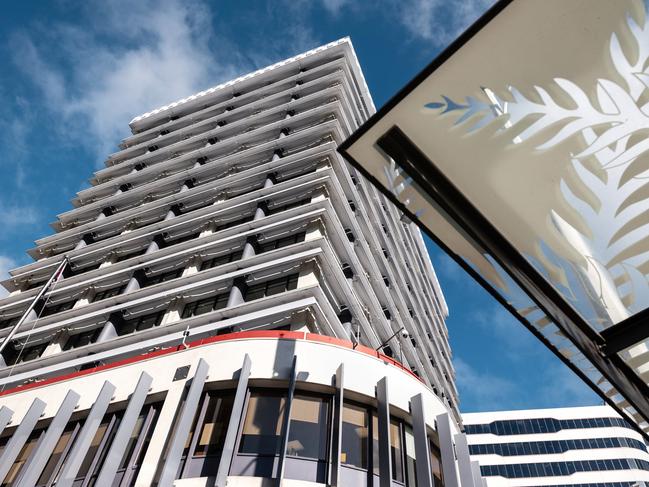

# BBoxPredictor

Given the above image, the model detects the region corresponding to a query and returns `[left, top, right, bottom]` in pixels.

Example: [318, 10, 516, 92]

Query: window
[266, 198, 310, 216]
[200, 250, 243, 271]
[3, 342, 47, 366]
[115, 248, 146, 263]
[258, 232, 306, 253]
[41, 299, 76, 317]
[141, 268, 183, 287]
[244, 274, 299, 302]
[24, 279, 48, 291]
[287, 395, 329, 460]
[0, 317, 19, 331]
[64, 261, 102, 278]
[239, 392, 285, 456]
[63, 328, 102, 351]
[178, 391, 235, 478]
[116, 311, 165, 336]
[404, 426, 417, 486]
[93, 284, 126, 302]
[0, 401, 161, 486]
[215, 215, 254, 232]
[182, 293, 229, 319]
[341, 403, 369, 469]
[165, 232, 200, 247]
[390, 420, 404, 482]
[3, 429, 42, 485]
[37, 423, 77, 484]
[192, 393, 234, 458]
[430, 442, 444, 487]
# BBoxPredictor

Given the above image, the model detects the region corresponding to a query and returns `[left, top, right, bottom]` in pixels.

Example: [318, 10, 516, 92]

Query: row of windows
[88, 111, 325, 226]
[0, 401, 161, 486]
[2, 273, 301, 367]
[178, 388, 444, 486]
[127, 61, 331, 150]
[0, 230, 308, 334]
[465, 417, 634, 436]
[480, 458, 649, 479]
[469, 436, 647, 456]
[0, 387, 443, 486]
[44, 143, 320, 260]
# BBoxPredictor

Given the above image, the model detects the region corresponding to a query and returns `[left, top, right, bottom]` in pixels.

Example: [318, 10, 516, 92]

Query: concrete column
[310, 186, 328, 203]
[263, 173, 276, 189]
[22, 309, 39, 323]
[41, 330, 67, 358]
[73, 289, 92, 309]
[145, 235, 165, 255]
[253, 201, 268, 221]
[123, 269, 146, 295]
[338, 307, 353, 341]
[305, 220, 325, 241]
[179, 178, 194, 194]
[271, 149, 283, 162]
[240, 235, 258, 260]
[164, 204, 181, 221]
[297, 260, 318, 289]
[96, 312, 122, 343]
[182, 256, 201, 277]
[226, 276, 247, 308]
[160, 298, 182, 326]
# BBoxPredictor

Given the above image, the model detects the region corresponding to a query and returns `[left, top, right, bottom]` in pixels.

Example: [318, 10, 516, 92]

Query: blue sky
[0, 0, 600, 412]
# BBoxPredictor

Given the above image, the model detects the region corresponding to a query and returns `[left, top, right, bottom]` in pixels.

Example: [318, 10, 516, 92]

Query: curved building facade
[0, 39, 475, 486]
[464, 406, 649, 487]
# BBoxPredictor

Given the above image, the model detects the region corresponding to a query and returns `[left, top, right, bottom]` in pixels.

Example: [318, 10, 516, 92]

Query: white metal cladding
[0, 38, 463, 485]
[464, 406, 649, 487]
[0, 335, 458, 486]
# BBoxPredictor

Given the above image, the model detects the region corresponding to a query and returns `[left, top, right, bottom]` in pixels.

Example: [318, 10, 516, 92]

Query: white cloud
[396, 0, 495, 46]
[320, 0, 350, 15]
[309, 0, 494, 46]
[454, 357, 517, 411]
[13, 0, 244, 164]
[436, 253, 463, 283]
[537, 361, 601, 407]
[0, 202, 38, 231]
[0, 256, 16, 297]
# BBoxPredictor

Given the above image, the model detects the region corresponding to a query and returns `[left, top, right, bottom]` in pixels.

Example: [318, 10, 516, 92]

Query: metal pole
[0, 256, 69, 355]
[375, 326, 406, 351]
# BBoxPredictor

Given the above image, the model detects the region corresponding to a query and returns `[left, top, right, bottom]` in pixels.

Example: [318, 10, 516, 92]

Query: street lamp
[376, 326, 410, 364]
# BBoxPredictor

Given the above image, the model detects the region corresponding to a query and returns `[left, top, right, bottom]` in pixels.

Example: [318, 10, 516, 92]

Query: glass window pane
[391, 420, 404, 482]
[194, 394, 234, 457]
[341, 403, 369, 469]
[372, 415, 380, 476]
[5, 430, 42, 484]
[404, 425, 417, 486]
[239, 393, 285, 456]
[430, 442, 444, 487]
[77, 416, 111, 477]
[287, 395, 329, 460]
[37, 424, 77, 484]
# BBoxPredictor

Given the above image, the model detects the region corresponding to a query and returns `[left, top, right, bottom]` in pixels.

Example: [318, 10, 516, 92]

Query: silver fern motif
[424, 8, 649, 330]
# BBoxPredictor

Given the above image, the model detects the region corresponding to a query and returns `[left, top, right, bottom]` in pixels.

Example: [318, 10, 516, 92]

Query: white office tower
[0, 39, 474, 487]
[464, 406, 649, 487]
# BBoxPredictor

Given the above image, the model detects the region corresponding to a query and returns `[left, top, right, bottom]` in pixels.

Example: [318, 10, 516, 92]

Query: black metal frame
[337, 0, 649, 438]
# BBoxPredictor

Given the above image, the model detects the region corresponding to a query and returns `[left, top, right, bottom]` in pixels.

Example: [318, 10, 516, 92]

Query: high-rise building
[464, 406, 649, 487]
[0, 39, 473, 487]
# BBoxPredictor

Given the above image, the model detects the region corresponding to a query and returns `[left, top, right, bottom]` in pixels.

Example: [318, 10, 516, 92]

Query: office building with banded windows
[0, 39, 478, 487]
[464, 406, 649, 487]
